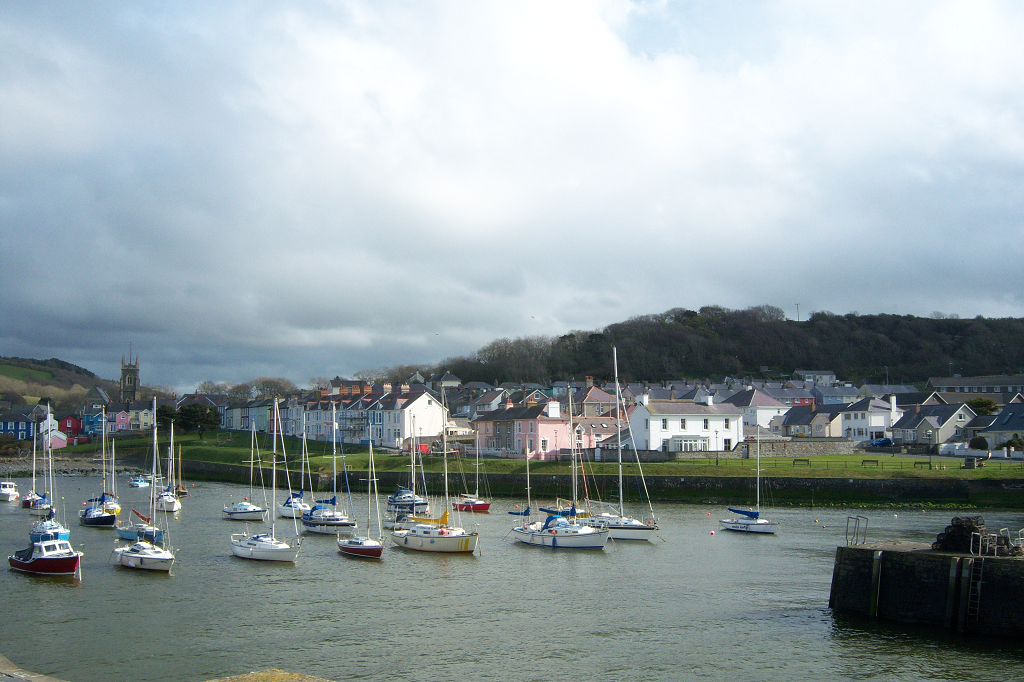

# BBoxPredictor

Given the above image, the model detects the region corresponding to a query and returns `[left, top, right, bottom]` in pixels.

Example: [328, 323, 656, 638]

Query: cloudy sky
[2, 1, 1023, 390]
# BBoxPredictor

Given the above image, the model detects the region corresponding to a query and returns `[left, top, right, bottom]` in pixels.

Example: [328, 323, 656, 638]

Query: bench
[792, 458, 811, 467]
[861, 459, 879, 467]
[913, 460, 931, 469]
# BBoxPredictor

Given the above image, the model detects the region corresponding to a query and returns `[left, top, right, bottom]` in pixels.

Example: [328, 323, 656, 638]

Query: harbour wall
[175, 460, 1024, 507]
[829, 544, 1024, 635]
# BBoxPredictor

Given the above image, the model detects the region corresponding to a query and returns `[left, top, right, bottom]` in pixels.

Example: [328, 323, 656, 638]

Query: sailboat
[720, 425, 777, 534]
[21, 430, 41, 509]
[230, 399, 300, 562]
[579, 347, 659, 540]
[302, 406, 356, 535]
[117, 399, 165, 543]
[338, 439, 384, 559]
[29, 407, 71, 543]
[384, 416, 428, 529]
[113, 412, 175, 571]
[79, 413, 118, 527]
[154, 421, 182, 513]
[175, 443, 189, 497]
[222, 422, 269, 521]
[509, 437, 608, 550]
[27, 420, 52, 517]
[278, 417, 310, 519]
[390, 392, 480, 554]
[453, 432, 490, 512]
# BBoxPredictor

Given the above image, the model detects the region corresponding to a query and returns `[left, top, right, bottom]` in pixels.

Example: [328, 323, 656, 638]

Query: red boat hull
[338, 544, 384, 559]
[8, 554, 81, 576]
[453, 502, 490, 512]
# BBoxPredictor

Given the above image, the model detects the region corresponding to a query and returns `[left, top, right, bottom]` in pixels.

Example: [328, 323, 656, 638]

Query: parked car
[868, 437, 893, 447]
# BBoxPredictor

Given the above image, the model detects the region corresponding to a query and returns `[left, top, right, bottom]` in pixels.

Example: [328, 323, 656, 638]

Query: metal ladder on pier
[967, 556, 985, 624]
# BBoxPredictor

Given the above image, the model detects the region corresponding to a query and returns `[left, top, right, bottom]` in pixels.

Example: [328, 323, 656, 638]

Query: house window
[724, 418, 730, 429]
[506, 437, 512, 449]
[540, 438, 548, 452]
[517, 422, 522, 433]
[703, 419, 709, 430]
[528, 438, 534, 451]
[644, 419, 649, 429]
[681, 419, 686, 429]
[662, 419, 668, 429]
[723, 439, 731, 450]
[529, 422, 534, 433]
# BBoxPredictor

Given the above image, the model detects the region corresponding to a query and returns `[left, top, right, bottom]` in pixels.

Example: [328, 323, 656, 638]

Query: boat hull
[453, 501, 490, 512]
[222, 508, 268, 522]
[580, 516, 658, 540]
[79, 511, 117, 527]
[230, 534, 298, 562]
[337, 538, 384, 559]
[29, 505, 52, 517]
[511, 527, 608, 549]
[0, 491, 18, 502]
[155, 498, 182, 513]
[8, 554, 81, 576]
[389, 530, 479, 553]
[114, 546, 174, 571]
[116, 524, 164, 543]
[301, 520, 357, 535]
[719, 519, 778, 534]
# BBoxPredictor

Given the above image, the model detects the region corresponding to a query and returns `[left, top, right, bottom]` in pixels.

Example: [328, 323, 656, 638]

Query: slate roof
[981, 404, 1024, 434]
[891, 404, 973, 430]
[722, 389, 787, 409]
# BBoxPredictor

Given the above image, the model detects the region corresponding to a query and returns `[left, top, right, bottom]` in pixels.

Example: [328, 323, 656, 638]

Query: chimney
[585, 376, 594, 388]
[705, 395, 714, 406]
[915, 404, 920, 413]
[506, 399, 515, 409]
[811, 403, 816, 413]
[545, 400, 560, 418]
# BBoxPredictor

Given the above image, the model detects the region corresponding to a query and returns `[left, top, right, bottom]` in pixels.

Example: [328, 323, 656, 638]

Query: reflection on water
[2, 477, 1023, 681]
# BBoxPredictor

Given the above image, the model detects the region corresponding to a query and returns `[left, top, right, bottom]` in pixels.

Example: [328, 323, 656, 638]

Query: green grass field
[0, 364, 55, 382]
[60, 430, 1024, 481]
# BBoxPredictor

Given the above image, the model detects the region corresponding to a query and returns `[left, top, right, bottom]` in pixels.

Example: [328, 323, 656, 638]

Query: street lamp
[926, 429, 933, 470]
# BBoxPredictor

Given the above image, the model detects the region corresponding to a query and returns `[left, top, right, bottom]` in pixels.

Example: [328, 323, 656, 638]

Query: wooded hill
[389, 306, 1024, 387]
[0, 356, 118, 411]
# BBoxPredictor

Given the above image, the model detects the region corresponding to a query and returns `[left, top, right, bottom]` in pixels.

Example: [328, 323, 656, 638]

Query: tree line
[355, 305, 1024, 387]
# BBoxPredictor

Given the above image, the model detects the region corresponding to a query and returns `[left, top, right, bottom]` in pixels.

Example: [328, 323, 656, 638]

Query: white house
[839, 397, 902, 442]
[629, 397, 744, 453]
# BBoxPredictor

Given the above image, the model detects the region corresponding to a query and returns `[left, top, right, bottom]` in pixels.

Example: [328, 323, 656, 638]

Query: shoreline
[5, 455, 1023, 509]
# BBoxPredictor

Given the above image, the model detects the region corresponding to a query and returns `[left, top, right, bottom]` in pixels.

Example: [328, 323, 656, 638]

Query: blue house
[0, 414, 36, 441]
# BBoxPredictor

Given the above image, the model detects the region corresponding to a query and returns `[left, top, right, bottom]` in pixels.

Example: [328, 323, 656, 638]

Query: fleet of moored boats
[4, 348, 778, 579]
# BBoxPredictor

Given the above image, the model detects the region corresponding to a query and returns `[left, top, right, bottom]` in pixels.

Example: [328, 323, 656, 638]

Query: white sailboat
[338, 439, 384, 559]
[384, 418, 428, 529]
[509, 443, 608, 550]
[116, 399, 165, 543]
[580, 347, 659, 540]
[154, 421, 182, 514]
[20, 429, 41, 509]
[30, 412, 71, 544]
[720, 425, 777, 534]
[27, 417, 52, 517]
[230, 399, 300, 562]
[390, 391, 479, 554]
[79, 413, 119, 527]
[113, 413, 175, 571]
[277, 415, 310, 519]
[302, 406, 356, 535]
[453, 432, 490, 512]
[222, 422, 269, 521]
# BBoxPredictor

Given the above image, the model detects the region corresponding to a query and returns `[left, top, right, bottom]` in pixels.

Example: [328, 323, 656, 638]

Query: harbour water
[2, 476, 1024, 681]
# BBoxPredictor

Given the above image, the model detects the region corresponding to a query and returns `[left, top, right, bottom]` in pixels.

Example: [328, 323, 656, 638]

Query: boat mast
[474, 430, 480, 498]
[409, 414, 416, 497]
[249, 421, 257, 503]
[31, 417, 36, 495]
[150, 397, 158, 522]
[442, 388, 449, 516]
[111, 440, 117, 497]
[613, 346, 624, 518]
[169, 421, 175, 492]
[568, 384, 577, 508]
[756, 424, 761, 513]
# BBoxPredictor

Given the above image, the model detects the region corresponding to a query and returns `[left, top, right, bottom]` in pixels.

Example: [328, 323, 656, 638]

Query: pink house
[472, 400, 601, 460]
[107, 410, 131, 432]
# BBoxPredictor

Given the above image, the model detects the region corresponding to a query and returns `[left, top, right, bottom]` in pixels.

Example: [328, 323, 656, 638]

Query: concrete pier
[829, 542, 1024, 635]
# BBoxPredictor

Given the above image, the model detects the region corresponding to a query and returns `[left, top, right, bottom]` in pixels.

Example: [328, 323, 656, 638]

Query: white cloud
[1, 1, 1022, 387]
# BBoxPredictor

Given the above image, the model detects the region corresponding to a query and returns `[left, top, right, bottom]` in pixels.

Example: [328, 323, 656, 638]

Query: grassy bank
[54, 431, 1024, 481]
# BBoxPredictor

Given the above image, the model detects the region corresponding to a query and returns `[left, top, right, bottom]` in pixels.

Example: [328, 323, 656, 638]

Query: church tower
[120, 352, 140, 402]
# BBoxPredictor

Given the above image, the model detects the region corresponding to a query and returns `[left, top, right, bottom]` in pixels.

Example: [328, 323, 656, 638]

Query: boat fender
[550, 529, 556, 535]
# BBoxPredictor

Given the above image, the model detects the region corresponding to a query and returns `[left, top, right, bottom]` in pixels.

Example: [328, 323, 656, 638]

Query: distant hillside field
[0, 364, 55, 383]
